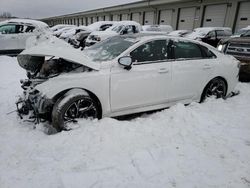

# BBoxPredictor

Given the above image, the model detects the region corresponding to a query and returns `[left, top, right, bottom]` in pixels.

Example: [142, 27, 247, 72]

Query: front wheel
[201, 78, 227, 102]
[52, 90, 98, 131]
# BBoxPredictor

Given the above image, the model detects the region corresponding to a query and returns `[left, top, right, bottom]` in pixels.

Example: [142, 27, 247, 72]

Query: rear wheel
[201, 78, 227, 102]
[52, 90, 98, 131]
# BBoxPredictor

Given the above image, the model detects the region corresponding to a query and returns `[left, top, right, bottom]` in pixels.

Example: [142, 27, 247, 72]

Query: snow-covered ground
[0, 56, 250, 188]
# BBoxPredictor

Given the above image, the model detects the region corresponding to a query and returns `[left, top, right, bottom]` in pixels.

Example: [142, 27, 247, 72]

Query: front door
[110, 39, 172, 112]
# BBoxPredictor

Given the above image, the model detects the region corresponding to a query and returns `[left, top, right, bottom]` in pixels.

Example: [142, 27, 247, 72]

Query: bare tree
[0, 12, 12, 18]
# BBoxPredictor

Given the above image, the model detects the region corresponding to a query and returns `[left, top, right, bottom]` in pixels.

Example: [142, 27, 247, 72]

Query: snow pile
[0, 56, 250, 188]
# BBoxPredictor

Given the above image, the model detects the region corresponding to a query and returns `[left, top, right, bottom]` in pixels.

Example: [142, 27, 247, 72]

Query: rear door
[16, 24, 37, 50]
[110, 39, 172, 112]
[169, 40, 216, 102]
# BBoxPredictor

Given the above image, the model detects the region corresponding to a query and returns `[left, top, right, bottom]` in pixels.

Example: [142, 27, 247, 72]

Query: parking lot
[0, 56, 249, 187]
[1, 0, 250, 187]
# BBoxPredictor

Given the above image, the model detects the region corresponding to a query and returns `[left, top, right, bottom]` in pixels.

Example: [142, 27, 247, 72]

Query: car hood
[18, 37, 100, 71]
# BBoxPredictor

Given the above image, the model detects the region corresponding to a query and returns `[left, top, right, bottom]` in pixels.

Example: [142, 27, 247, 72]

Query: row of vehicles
[0, 19, 248, 132]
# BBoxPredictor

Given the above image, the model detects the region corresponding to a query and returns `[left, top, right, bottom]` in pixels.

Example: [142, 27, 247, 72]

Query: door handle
[158, 68, 169, 73]
[203, 64, 212, 70]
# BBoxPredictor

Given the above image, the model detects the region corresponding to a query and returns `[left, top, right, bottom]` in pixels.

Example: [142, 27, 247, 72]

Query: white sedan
[17, 34, 239, 131]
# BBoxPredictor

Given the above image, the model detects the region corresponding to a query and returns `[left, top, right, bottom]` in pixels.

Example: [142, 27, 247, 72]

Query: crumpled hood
[18, 37, 100, 71]
[90, 30, 118, 41]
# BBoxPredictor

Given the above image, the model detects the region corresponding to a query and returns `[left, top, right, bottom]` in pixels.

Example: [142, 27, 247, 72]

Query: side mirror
[118, 56, 132, 70]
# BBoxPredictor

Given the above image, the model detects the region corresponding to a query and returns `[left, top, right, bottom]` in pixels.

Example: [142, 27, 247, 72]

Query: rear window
[174, 41, 202, 59]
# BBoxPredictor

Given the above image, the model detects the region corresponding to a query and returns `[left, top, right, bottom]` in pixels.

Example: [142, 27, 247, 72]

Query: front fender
[35, 72, 111, 116]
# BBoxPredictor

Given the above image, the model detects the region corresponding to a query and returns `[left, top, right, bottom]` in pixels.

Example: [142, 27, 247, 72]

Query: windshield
[234, 29, 249, 36]
[83, 36, 137, 62]
[112, 25, 124, 33]
[242, 30, 250, 37]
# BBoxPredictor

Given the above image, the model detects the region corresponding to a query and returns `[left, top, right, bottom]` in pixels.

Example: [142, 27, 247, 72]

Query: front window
[83, 36, 138, 62]
[234, 29, 248, 36]
[206, 31, 216, 38]
[112, 25, 124, 33]
[130, 40, 170, 63]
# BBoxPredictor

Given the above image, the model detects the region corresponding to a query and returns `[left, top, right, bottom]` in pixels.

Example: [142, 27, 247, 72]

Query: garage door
[178, 7, 196, 30]
[132, 13, 140, 23]
[203, 4, 227, 27]
[121, 14, 129, 21]
[159, 9, 173, 26]
[235, 1, 250, 31]
[88, 17, 92, 25]
[98, 16, 104, 21]
[144, 11, 154, 25]
[105, 15, 111, 21]
[112, 14, 120, 21]
[93, 17, 97, 23]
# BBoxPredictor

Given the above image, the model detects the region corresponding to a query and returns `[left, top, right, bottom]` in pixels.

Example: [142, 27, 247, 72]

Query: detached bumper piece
[226, 90, 240, 99]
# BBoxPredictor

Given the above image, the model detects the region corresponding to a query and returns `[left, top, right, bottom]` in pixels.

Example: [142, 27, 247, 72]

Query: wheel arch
[52, 87, 103, 119]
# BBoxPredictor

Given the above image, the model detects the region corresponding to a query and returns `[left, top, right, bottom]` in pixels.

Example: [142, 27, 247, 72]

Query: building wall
[41, 0, 250, 32]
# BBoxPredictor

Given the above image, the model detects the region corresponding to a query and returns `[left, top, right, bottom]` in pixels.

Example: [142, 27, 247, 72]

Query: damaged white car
[16, 34, 239, 132]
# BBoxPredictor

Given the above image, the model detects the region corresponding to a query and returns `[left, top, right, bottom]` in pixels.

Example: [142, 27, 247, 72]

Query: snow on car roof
[87, 21, 115, 31]
[113, 20, 141, 27]
[193, 27, 232, 34]
[2, 19, 49, 28]
[50, 24, 76, 31]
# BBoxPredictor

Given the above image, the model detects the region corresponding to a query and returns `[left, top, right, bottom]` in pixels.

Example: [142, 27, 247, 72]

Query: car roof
[0, 19, 49, 29]
[194, 27, 232, 32]
[118, 33, 216, 49]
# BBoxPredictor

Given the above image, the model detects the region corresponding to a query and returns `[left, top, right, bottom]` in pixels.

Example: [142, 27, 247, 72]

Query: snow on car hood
[18, 37, 100, 70]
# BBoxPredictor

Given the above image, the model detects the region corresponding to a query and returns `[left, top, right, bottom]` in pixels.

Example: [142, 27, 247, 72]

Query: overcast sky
[0, 0, 140, 19]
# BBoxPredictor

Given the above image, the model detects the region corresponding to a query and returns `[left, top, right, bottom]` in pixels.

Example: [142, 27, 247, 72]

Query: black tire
[52, 90, 98, 131]
[201, 78, 227, 102]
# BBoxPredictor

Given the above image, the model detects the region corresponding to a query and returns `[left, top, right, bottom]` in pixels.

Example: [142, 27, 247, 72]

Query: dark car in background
[218, 29, 250, 81]
[186, 27, 232, 47]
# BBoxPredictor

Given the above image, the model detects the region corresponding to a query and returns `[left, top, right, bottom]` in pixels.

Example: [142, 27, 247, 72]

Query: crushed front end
[16, 79, 53, 123]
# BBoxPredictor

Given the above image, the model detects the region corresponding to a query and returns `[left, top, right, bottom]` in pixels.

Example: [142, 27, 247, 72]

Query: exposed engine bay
[16, 55, 92, 123]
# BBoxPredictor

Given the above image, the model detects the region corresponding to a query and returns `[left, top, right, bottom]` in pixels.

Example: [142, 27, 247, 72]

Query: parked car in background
[168, 30, 191, 37]
[0, 19, 50, 55]
[53, 26, 76, 37]
[86, 21, 115, 32]
[218, 29, 250, 81]
[50, 24, 75, 32]
[186, 27, 232, 47]
[85, 21, 141, 46]
[231, 26, 250, 38]
[59, 25, 91, 42]
[16, 34, 239, 131]
[68, 21, 115, 48]
[141, 25, 173, 34]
